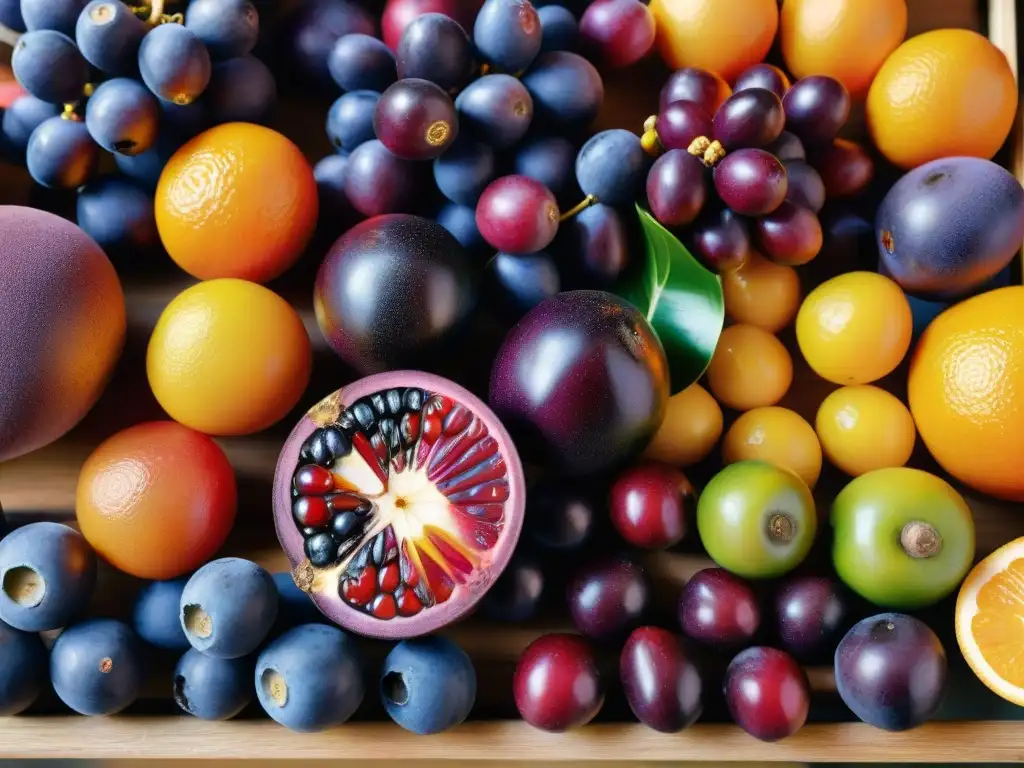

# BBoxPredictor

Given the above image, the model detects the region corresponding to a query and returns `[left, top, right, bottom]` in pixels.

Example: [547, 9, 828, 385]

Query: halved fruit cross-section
[272, 372, 526, 639]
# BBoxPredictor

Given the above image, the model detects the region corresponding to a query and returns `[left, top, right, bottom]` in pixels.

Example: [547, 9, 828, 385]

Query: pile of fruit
[2, 0, 1024, 747]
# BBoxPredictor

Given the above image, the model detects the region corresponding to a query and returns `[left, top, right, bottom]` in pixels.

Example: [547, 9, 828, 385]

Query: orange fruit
[796, 272, 912, 385]
[76, 421, 237, 579]
[649, 0, 778, 82]
[723, 252, 802, 333]
[816, 385, 916, 477]
[644, 382, 723, 466]
[780, 0, 907, 99]
[723, 406, 822, 488]
[147, 279, 312, 436]
[705, 324, 793, 411]
[156, 123, 318, 283]
[867, 29, 1018, 169]
[908, 286, 1024, 501]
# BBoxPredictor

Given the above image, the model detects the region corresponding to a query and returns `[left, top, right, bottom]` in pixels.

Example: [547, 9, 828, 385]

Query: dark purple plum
[567, 557, 651, 641]
[655, 100, 713, 152]
[433, 137, 498, 206]
[521, 51, 603, 132]
[659, 67, 731, 114]
[485, 251, 561, 319]
[782, 159, 825, 213]
[712, 88, 785, 150]
[620, 627, 702, 732]
[557, 203, 631, 289]
[678, 568, 759, 648]
[397, 12, 473, 91]
[688, 206, 751, 273]
[767, 131, 805, 161]
[455, 74, 534, 150]
[343, 139, 429, 217]
[756, 200, 823, 266]
[314, 214, 477, 373]
[835, 613, 947, 731]
[524, 480, 597, 553]
[774, 576, 848, 661]
[476, 175, 559, 255]
[374, 78, 458, 160]
[513, 634, 604, 731]
[782, 75, 850, 145]
[514, 136, 579, 205]
[481, 551, 545, 622]
[808, 138, 873, 199]
[328, 33, 396, 92]
[713, 148, 787, 216]
[578, 0, 654, 69]
[733, 63, 791, 99]
[281, 0, 375, 86]
[489, 290, 669, 476]
[646, 149, 707, 227]
[725, 647, 809, 741]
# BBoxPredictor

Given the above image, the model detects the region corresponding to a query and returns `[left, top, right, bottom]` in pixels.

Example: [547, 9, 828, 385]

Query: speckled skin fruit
[0, 206, 125, 462]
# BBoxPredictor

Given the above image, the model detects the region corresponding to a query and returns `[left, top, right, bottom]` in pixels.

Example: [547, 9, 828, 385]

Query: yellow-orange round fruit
[649, 0, 779, 82]
[816, 385, 915, 477]
[76, 421, 237, 579]
[723, 252, 802, 333]
[867, 29, 1018, 169]
[705, 324, 793, 411]
[147, 279, 312, 436]
[644, 382, 723, 466]
[780, 0, 907, 100]
[156, 123, 318, 283]
[723, 406, 822, 488]
[908, 286, 1024, 501]
[796, 272, 911, 385]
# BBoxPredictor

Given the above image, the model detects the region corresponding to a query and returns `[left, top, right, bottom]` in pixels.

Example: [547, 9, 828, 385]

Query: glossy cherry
[620, 626, 702, 732]
[609, 460, 692, 549]
[773, 576, 848, 661]
[725, 646, 809, 741]
[678, 568, 760, 648]
[567, 557, 651, 641]
[513, 633, 604, 731]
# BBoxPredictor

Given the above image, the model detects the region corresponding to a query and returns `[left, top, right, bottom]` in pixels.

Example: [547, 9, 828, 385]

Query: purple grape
[575, 128, 646, 207]
[514, 136, 579, 205]
[206, 55, 277, 125]
[473, 0, 542, 73]
[524, 479, 598, 553]
[329, 33, 397, 92]
[84, 77, 159, 155]
[282, 0, 375, 86]
[774, 576, 848, 661]
[184, 0, 258, 60]
[712, 88, 785, 150]
[620, 627, 702, 733]
[808, 139, 874, 198]
[343, 139, 427, 217]
[659, 67, 731, 114]
[725, 647, 809, 741]
[75, 0, 147, 76]
[538, 4, 578, 52]
[397, 13, 473, 91]
[26, 115, 99, 189]
[713, 148, 787, 216]
[20, 0, 86, 36]
[733, 63, 790, 99]
[678, 567, 759, 648]
[373, 78, 458, 160]
[558, 203, 630, 288]
[782, 75, 850, 145]
[689, 206, 750, 273]
[455, 74, 533, 150]
[521, 51, 603, 132]
[767, 131, 805, 161]
[433, 137, 498, 206]
[578, 0, 654, 69]
[327, 90, 378, 153]
[485, 251, 561, 318]
[646, 150, 706, 227]
[755, 201, 823, 266]
[567, 557, 651, 641]
[436, 202, 488, 255]
[12, 30, 89, 105]
[481, 552, 545, 621]
[782, 159, 825, 213]
[655, 100, 712, 152]
[476, 175, 559, 255]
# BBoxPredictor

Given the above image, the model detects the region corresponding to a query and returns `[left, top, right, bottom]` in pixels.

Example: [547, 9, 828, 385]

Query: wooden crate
[0, 0, 1022, 761]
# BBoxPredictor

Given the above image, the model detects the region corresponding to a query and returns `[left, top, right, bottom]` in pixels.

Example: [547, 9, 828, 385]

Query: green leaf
[615, 204, 725, 395]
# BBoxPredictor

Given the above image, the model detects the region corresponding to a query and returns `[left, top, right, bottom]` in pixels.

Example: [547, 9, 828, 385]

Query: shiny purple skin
[713, 148, 788, 216]
[524, 480, 597, 553]
[834, 613, 947, 731]
[783, 159, 825, 213]
[283, 0, 375, 85]
[774, 576, 848, 661]
[756, 201, 823, 266]
[489, 290, 669, 476]
[558, 203, 631, 289]
[567, 557, 651, 641]
[343, 139, 428, 217]
[725, 647, 809, 741]
[782, 76, 850, 145]
[655, 100, 712, 152]
[578, 0, 655, 69]
[373, 78, 458, 160]
[733, 64, 791, 99]
[620, 627, 702, 732]
[659, 67, 730, 114]
[397, 12, 473, 92]
[689, 206, 751, 273]
[476, 175, 559, 255]
[808, 139, 873, 198]
[513, 633, 604, 731]
[768, 131, 805, 161]
[646, 150, 707, 227]
[678, 568, 760, 648]
[712, 88, 785, 150]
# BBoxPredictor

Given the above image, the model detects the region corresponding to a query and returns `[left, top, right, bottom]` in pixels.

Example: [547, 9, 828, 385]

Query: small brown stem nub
[767, 513, 795, 544]
[687, 136, 727, 167]
[293, 561, 315, 592]
[559, 194, 598, 222]
[147, 0, 165, 23]
[901, 521, 942, 558]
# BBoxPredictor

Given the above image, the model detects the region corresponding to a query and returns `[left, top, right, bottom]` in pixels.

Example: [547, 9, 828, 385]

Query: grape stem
[559, 194, 598, 222]
[0, 22, 21, 47]
[148, 0, 165, 23]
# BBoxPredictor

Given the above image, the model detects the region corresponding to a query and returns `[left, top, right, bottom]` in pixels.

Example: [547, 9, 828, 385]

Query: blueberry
[1, 94, 60, 157]
[397, 13, 473, 92]
[138, 23, 212, 105]
[433, 137, 498, 206]
[521, 51, 603, 133]
[12, 30, 89, 104]
[255, 623, 364, 732]
[132, 578, 190, 651]
[173, 648, 253, 721]
[381, 637, 476, 734]
[75, 0, 147, 76]
[26, 115, 100, 189]
[114, 132, 183, 192]
[485, 251, 561, 318]
[0, 522, 96, 632]
[514, 136, 579, 205]
[272, 572, 322, 629]
[77, 176, 158, 255]
[180, 558, 278, 658]
[20, 0, 86, 36]
[575, 128, 647, 206]
[50, 619, 143, 716]
[205, 55, 277, 125]
[329, 33, 396, 93]
[538, 5, 578, 52]
[314, 154, 354, 220]
[85, 77, 159, 155]
[474, 0, 542, 73]
[326, 90, 379, 153]
[185, 0, 258, 60]
[0, 0, 25, 32]
[436, 203, 488, 256]
[0, 618, 47, 715]
[455, 74, 533, 150]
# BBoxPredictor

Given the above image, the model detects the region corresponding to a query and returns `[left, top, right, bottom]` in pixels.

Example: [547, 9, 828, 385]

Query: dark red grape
[767, 130, 805, 161]
[774, 576, 848, 661]
[373, 78, 458, 160]
[755, 200, 822, 266]
[678, 568, 759, 648]
[782, 75, 850, 145]
[712, 88, 785, 150]
[481, 551, 545, 622]
[659, 67, 731, 114]
[513, 634, 604, 731]
[620, 627, 702, 732]
[343, 139, 427, 217]
[689, 206, 751, 273]
[733, 63, 791, 99]
[646, 149, 707, 227]
[396, 12, 473, 91]
[476, 175, 559, 254]
[609, 460, 692, 549]
[557, 203, 630, 289]
[524, 479, 597, 553]
[835, 613, 947, 731]
[783, 159, 825, 213]
[725, 647, 809, 742]
[567, 557, 651, 641]
[578, 0, 654, 69]
[809, 138, 874, 198]
[655, 99, 713, 152]
[713, 148, 787, 216]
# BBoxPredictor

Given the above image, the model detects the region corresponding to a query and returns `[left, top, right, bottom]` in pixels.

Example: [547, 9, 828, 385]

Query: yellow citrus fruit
[908, 286, 1024, 501]
[867, 29, 1018, 169]
[705, 324, 793, 411]
[815, 385, 916, 476]
[156, 123, 318, 284]
[723, 406, 822, 489]
[796, 272, 912, 385]
[644, 382, 723, 466]
[147, 279, 312, 436]
[649, 0, 779, 82]
[780, 0, 907, 99]
[723, 252, 802, 333]
[956, 537, 1024, 706]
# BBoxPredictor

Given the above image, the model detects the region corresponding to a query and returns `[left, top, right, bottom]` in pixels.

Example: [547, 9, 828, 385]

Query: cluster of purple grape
[0, 0, 275, 254]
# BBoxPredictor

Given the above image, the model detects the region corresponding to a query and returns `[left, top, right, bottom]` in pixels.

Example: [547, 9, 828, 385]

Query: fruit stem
[147, 0, 164, 23]
[766, 513, 795, 543]
[900, 521, 942, 558]
[687, 136, 726, 168]
[641, 115, 663, 157]
[559, 194, 598, 222]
